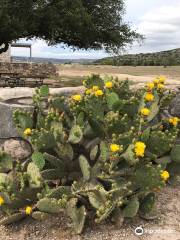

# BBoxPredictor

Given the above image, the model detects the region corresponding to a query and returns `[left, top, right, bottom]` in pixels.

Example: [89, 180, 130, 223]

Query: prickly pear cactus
[0, 75, 179, 234]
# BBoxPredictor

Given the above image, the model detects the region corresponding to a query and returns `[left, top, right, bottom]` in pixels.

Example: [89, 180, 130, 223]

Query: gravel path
[0, 186, 179, 240]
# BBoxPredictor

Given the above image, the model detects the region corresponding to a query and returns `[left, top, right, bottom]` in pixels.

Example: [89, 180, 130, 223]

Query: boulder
[0, 102, 33, 138]
[169, 93, 180, 117]
[4, 139, 32, 160]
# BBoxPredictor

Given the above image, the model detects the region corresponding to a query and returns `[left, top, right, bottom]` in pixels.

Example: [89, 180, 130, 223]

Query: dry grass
[57, 64, 180, 79]
[50, 64, 180, 88]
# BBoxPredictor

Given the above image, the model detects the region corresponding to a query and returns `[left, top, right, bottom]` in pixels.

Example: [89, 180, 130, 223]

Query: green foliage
[43, 153, 64, 169]
[95, 48, 180, 66]
[106, 92, 120, 110]
[66, 198, 86, 234]
[147, 93, 159, 122]
[0, 213, 26, 225]
[13, 111, 33, 132]
[0, 152, 13, 172]
[37, 198, 65, 214]
[27, 162, 42, 187]
[68, 125, 83, 144]
[79, 155, 91, 181]
[0, 75, 179, 234]
[39, 85, 49, 98]
[0, 1, 140, 54]
[32, 211, 50, 221]
[171, 145, 180, 163]
[32, 152, 45, 170]
[31, 130, 57, 150]
[147, 129, 177, 157]
[122, 144, 138, 165]
[140, 193, 155, 214]
[122, 197, 139, 218]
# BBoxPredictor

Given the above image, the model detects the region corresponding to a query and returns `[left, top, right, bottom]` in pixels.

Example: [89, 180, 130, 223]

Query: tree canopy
[0, 0, 141, 54]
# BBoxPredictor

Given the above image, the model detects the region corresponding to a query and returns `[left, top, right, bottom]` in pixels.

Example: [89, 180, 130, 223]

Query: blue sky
[11, 0, 180, 59]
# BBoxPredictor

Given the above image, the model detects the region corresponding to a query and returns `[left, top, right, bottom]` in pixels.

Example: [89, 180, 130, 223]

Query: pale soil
[56, 65, 180, 89]
[0, 186, 179, 240]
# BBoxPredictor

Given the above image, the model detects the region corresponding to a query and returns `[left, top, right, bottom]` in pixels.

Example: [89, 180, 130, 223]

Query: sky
[11, 0, 180, 59]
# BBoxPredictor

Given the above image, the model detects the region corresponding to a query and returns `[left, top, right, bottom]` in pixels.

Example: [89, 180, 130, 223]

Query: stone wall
[0, 62, 57, 77]
[0, 45, 11, 63]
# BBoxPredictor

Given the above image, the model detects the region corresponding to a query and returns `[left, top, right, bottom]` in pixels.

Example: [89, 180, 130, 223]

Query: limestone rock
[0, 86, 84, 101]
[0, 102, 33, 138]
[50, 86, 85, 96]
[4, 139, 32, 160]
[0, 88, 34, 101]
[169, 93, 180, 117]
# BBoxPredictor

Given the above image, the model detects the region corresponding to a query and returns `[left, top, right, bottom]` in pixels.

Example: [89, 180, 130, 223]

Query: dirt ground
[58, 65, 180, 79]
[0, 185, 179, 240]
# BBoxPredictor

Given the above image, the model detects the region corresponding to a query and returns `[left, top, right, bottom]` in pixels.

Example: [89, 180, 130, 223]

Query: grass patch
[50, 75, 84, 87]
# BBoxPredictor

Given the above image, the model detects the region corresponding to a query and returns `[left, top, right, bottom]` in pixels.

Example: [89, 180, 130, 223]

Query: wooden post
[30, 46, 32, 62]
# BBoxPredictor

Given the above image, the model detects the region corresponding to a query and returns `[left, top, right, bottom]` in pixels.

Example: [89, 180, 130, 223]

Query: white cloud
[130, 2, 180, 53]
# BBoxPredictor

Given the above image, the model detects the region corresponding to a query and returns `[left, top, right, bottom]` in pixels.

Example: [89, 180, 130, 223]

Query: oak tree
[0, 0, 141, 54]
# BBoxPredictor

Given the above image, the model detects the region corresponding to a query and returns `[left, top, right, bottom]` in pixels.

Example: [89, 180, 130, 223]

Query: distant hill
[12, 56, 95, 64]
[94, 48, 180, 66]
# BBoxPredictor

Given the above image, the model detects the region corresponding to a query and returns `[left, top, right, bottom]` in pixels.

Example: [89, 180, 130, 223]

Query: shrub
[0, 75, 180, 234]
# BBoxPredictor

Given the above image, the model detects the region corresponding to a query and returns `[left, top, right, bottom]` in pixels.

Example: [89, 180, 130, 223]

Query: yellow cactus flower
[72, 95, 82, 102]
[110, 144, 122, 152]
[169, 117, 179, 126]
[105, 81, 113, 88]
[92, 86, 99, 91]
[146, 82, 155, 90]
[82, 80, 86, 86]
[85, 89, 93, 95]
[140, 108, 150, 117]
[153, 78, 159, 84]
[95, 90, 103, 97]
[134, 141, 146, 157]
[135, 141, 146, 149]
[0, 196, 5, 206]
[159, 76, 166, 84]
[160, 171, 170, 181]
[25, 206, 33, 215]
[144, 92, 154, 102]
[157, 83, 164, 89]
[24, 128, 32, 136]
